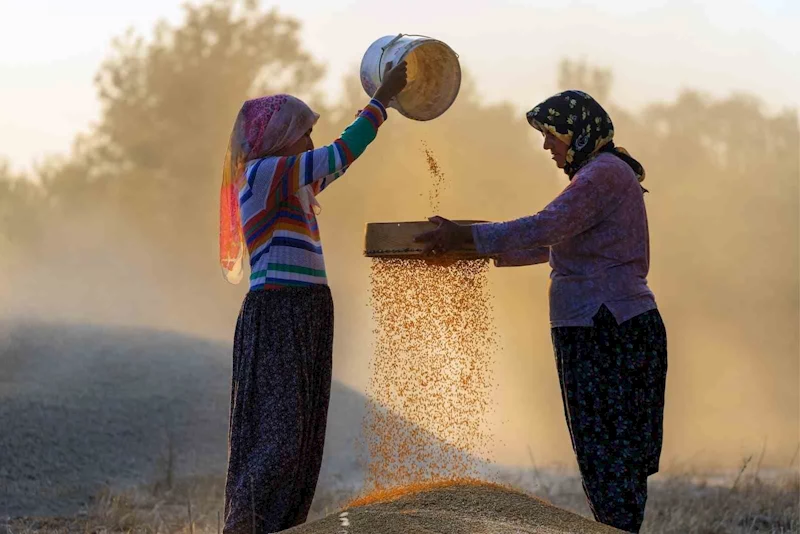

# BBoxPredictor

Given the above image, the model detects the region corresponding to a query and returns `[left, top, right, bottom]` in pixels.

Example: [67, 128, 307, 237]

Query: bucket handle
[378, 33, 459, 81]
[378, 34, 404, 82]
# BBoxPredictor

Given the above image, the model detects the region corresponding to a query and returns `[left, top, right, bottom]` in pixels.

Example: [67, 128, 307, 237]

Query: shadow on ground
[0, 320, 487, 519]
[0, 321, 372, 517]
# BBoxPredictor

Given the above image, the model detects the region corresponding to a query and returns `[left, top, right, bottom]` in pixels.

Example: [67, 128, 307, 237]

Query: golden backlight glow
[0, 0, 797, 473]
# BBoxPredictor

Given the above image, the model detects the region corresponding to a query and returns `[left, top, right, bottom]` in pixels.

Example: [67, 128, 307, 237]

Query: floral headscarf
[219, 94, 320, 284]
[526, 90, 645, 184]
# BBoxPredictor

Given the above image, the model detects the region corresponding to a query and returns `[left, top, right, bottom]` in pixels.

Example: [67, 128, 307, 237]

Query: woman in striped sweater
[219, 61, 407, 534]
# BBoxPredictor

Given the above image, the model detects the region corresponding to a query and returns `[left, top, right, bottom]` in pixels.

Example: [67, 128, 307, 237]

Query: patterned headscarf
[526, 90, 645, 184]
[219, 94, 320, 284]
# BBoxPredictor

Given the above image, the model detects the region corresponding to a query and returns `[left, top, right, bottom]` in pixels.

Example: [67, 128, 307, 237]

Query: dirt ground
[2, 321, 797, 534]
[0, 321, 373, 518]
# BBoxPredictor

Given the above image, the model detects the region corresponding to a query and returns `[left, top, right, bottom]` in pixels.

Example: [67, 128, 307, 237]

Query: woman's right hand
[374, 60, 408, 108]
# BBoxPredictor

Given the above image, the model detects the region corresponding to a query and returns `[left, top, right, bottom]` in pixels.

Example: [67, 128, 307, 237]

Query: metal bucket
[360, 34, 461, 121]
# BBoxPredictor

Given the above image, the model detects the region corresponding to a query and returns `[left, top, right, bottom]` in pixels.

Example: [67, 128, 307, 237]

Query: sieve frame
[364, 220, 490, 260]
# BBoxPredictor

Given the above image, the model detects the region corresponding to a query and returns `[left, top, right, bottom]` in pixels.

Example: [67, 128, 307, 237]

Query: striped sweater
[239, 98, 388, 290]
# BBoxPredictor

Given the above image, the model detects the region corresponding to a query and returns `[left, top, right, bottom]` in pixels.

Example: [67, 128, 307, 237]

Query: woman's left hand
[414, 216, 474, 256]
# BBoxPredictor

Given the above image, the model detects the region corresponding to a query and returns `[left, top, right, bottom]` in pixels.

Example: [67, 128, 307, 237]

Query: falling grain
[422, 142, 446, 211]
[363, 258, 497, 491]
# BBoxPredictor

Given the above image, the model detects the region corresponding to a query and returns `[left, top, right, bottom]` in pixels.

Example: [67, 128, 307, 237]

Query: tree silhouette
[0, 0, 797, 466]
[90, 0, 324, 257]
[1, 0, 329, 329]
[0, 160, 41, 255]
[557, 58, 613, 102]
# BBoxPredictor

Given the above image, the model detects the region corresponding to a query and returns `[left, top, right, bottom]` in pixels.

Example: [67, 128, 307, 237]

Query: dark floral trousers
[551, 305, 667, 533]
[224, 286, 334, 534]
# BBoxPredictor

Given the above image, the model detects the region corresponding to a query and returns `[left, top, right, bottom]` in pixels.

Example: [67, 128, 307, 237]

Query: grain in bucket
[360, 34, 461, 121]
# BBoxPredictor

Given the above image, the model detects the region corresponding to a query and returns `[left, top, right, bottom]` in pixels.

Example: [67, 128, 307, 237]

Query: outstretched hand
[414, 216, 474, 257]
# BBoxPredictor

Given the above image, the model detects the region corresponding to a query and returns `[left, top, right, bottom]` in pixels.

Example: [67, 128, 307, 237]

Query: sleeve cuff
[472, 223, 503, 256]
[369, 98, 388, 120]
[357, 99, 388, 131]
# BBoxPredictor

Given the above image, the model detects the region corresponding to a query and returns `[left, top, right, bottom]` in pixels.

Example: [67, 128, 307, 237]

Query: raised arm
[310, 99, 388, 196]
[246, 61, 407, 210]
[244, 98, 387, 211]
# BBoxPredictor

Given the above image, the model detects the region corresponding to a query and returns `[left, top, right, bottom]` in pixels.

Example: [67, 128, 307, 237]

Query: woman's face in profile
[277, 127, 314, 156]
[543, 130, 569, 169]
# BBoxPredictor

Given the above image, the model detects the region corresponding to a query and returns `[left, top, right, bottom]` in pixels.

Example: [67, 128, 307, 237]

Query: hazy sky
[1, 0, 798, 171]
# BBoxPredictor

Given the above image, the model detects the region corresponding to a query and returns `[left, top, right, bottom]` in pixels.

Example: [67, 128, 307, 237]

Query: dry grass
[5, 475, 226, 534]
[5, 463, 798, 533]
[642, 470, 799, 533]
[495, 457, 800, 534]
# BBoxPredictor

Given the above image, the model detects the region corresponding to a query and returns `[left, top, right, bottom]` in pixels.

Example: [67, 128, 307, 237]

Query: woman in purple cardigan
[416, 90, 667, 533]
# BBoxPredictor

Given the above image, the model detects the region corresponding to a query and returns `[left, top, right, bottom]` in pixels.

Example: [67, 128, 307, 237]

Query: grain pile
[362, 147, 497, 492]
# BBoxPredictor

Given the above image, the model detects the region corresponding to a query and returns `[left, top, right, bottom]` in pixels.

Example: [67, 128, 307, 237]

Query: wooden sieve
[364, 220, 489, 259]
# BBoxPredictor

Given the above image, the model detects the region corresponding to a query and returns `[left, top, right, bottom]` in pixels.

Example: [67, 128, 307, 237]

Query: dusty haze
[0, 0, 797, 472]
